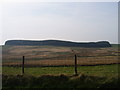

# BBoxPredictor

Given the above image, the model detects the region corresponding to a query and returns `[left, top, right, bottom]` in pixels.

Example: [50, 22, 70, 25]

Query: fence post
[22, 56, 25, 75]
[74, 54, 78, 75]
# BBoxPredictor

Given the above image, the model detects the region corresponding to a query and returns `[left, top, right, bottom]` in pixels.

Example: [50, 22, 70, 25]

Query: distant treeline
[5, 40, 111, 47]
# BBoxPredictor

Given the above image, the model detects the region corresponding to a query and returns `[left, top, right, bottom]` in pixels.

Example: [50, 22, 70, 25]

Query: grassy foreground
[2, 74, 119, 88]
[3, 64, 119, 77]
[2, 64, 120, 88]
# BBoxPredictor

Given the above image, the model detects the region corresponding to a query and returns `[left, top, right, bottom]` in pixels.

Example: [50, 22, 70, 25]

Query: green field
[2, 64, 120, 88]
[3, 64, 119, 77]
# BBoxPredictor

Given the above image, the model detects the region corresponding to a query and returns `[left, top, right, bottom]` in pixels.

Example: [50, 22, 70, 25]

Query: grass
[2, 72, 120, 88]
[3, 64, 119, 77]
[2, 64, 119, 88]
[2, 45, 119, 66]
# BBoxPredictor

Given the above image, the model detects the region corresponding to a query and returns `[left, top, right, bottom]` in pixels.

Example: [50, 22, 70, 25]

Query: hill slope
[5, 40, 111, 47]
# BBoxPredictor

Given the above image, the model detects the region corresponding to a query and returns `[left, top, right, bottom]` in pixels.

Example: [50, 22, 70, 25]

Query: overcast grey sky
[1, 2, 118, 45]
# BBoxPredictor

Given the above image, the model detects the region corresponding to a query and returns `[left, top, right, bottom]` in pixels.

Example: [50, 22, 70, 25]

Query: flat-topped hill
[5, 40, 111, 47]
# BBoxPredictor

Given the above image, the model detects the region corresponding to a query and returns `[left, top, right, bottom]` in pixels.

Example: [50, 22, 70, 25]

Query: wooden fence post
[22, 56, 25, 75]
[74, 54, 78, 75]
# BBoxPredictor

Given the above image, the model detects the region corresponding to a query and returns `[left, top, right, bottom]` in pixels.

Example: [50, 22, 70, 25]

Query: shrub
[2, 74, 119, 89]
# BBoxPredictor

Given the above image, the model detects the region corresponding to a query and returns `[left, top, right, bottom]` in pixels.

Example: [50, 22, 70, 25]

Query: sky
[0, 1, 118, 45]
